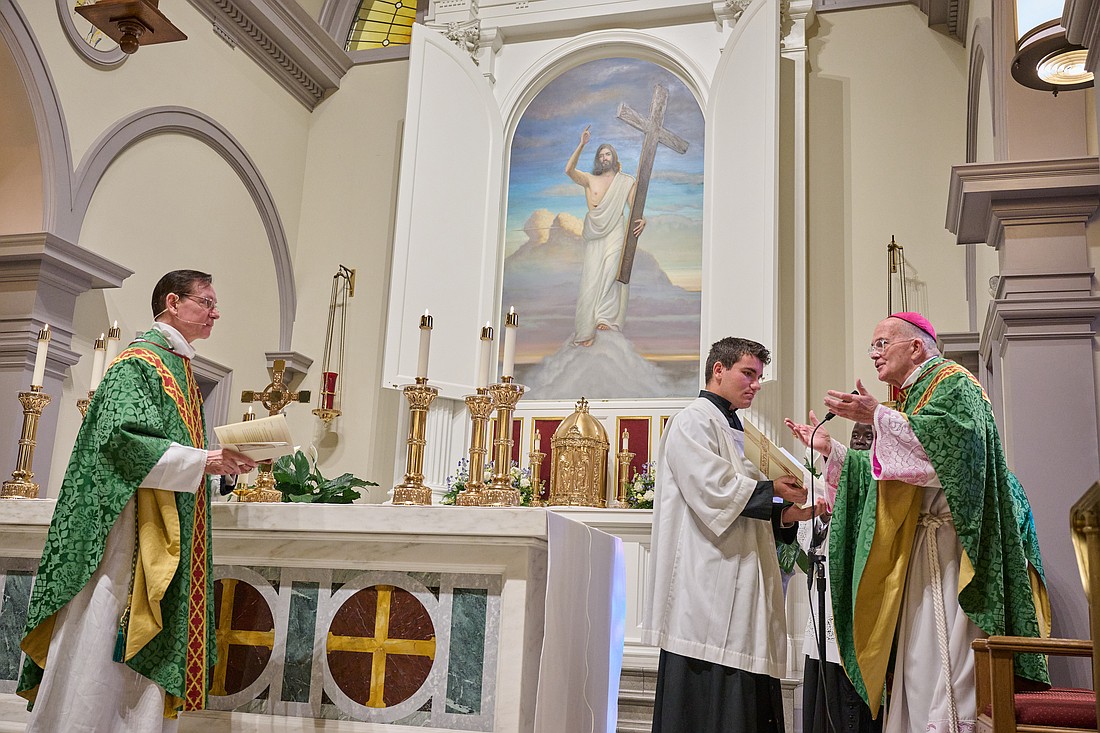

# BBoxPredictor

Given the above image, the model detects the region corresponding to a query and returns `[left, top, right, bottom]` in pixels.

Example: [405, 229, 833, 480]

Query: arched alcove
[0, 1, 74, 235]
[68, 107, 297, 350]
[0, 34, 42, 233]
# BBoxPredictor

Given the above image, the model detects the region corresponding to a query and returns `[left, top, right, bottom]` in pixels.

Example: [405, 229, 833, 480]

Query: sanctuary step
[616, 667, 656, 732]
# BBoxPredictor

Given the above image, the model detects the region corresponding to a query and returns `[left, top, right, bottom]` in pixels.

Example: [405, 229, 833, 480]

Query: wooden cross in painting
[615, 83, 691, 283]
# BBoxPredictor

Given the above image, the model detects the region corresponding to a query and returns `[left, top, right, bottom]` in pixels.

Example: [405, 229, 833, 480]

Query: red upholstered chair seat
[1009, 688, 1097, 729]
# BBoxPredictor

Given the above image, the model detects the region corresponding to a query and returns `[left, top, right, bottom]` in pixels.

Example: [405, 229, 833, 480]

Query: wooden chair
[973, 481, 1100, 733]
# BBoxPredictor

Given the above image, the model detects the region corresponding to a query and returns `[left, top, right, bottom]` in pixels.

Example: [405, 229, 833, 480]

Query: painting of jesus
[502, 57, 704, 400]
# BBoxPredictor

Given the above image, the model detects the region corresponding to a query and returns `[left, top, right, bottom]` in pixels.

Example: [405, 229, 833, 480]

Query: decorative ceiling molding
[187, 0, 352, 110]
[814, 0, 965, 44]
[1064, 0, 1100, 72]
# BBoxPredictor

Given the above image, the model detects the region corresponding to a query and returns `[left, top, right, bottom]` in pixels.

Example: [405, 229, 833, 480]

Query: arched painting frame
[502, 56, 704, 400]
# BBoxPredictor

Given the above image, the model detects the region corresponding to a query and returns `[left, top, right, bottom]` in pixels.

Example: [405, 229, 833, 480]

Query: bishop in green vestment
[786, 312, 1049, 733]
[18, 271, 255, 732]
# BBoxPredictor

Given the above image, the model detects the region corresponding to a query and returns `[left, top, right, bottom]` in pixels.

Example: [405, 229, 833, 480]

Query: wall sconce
[1012, 1, 1093, 95]
[74, 0, 186, 54]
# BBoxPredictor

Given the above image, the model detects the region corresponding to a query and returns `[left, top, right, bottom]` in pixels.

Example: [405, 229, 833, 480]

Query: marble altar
[0, 501, 624, 733]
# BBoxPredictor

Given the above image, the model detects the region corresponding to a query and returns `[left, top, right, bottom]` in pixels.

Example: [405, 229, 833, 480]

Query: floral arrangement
[624, 461, 656, 509]
[440, 458, 538, 506]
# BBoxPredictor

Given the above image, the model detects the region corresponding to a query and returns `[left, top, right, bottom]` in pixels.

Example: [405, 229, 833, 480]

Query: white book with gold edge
[213, 413, 294, 461]
[742, 419, 812, 505]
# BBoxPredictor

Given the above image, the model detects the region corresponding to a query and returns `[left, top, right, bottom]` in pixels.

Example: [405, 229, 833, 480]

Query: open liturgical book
[214, 413, 294, 461]
[742, 419, 812, 507]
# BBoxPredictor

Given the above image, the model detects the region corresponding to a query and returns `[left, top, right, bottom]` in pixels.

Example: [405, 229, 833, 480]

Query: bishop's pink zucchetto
[889, 311, 936, 342]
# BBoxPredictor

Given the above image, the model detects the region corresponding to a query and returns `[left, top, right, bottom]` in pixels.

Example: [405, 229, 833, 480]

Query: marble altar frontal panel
[0, 559, 36, 695]
[208, 565, 502, 731]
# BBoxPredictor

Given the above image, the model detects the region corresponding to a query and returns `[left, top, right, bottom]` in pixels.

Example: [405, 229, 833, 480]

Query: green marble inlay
[0, 572, 33, 681]
[446, 588, 487, 714]
[282, 582, 319, 703]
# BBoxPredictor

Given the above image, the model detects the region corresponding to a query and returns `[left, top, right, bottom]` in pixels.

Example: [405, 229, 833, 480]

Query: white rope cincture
[920, 512, 960, 733]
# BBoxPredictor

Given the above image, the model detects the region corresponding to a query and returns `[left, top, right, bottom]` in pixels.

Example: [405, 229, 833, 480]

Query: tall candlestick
[416, 310, 432, 380]
[89, 334, 107, 391]
[501, 306, 518, 380]
[621, 428, 630, 452]
[30, 324, 51, 389]
[104, 321, 122, 366]
[477, 323, 493, 389]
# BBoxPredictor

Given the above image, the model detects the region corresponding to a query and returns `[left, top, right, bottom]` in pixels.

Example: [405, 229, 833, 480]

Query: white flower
[520, 478, 531, 488]
[643, 489, 654, 502]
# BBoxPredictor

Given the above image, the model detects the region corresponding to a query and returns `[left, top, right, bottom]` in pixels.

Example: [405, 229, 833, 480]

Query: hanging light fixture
[313, 265, 355, 425]
[887, 235, 908, 314]
[1011, 0, 1094, 95]
[74, 0, 186, 55]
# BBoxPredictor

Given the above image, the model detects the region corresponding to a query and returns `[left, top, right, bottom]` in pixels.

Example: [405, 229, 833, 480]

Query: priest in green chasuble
[18, 270, 256, 732]
[785, 312, 1050, 733]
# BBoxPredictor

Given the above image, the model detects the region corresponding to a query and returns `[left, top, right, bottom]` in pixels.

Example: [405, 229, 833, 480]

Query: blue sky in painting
[504, 57, 705, 290]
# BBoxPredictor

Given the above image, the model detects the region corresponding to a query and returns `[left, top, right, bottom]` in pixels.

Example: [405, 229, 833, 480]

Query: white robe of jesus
[572, 171, 634, 345]
[641, 397, 788, 679]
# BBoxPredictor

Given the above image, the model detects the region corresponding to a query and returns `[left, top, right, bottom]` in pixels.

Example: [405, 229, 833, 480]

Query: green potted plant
[270, 450, 377, 504]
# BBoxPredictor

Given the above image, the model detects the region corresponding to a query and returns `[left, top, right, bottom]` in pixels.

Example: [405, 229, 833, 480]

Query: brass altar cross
[615, 83, 690, 284]
[241, 359, 311, 415]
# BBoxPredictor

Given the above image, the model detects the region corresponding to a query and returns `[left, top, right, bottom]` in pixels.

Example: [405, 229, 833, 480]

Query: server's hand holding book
[743, 419, 812, 508]
[213, 413, 294, 461]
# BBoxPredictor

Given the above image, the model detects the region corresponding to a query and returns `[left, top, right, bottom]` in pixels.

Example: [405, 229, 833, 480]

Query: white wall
[806, 5, 969, 421]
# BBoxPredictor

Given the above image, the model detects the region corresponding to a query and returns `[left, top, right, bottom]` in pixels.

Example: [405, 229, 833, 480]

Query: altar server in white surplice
[642, 336, 819, 733]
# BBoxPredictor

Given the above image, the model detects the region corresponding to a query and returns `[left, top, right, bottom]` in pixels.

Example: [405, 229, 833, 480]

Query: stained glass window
[345, 0, 417, 51]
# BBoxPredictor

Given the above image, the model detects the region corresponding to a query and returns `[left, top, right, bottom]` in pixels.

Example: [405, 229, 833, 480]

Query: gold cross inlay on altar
[241, 359, 311, 414]
[211, 578, 275, 697]
[326, 585, 436, 708]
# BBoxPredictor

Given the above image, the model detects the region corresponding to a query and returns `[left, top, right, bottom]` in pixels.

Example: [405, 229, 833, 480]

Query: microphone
[822, 388, 859, 422]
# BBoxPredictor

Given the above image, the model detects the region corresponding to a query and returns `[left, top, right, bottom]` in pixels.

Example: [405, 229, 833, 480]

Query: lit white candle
[621, 428, 630, 452]
[501, 306, 518, 380]
[104, 320, 122, 367]
[476, 323, 493, 389]
[89, 334, 107, 391]
[534, 429, 541, 452]
[31, 324, 51, 389]
[416, 310, 433, 380]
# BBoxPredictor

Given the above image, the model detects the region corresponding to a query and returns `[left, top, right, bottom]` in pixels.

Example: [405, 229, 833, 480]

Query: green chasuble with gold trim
[829, 356, 1049, 713]
[18, 328, 215, 717]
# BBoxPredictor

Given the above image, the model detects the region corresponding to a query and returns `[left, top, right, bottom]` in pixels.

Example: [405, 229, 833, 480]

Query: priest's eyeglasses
[181, 294, 220, 312]
[867, 338, 895, 357]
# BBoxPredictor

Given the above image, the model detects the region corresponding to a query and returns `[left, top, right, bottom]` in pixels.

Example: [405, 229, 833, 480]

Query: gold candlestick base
[0, 481, 38, 498]
[482, 379, 525, 507]
[393, 380, 439, 506]
[2, 389, 52, 500]
[614, 449, 636, 507]
[235, 465, 282, 503]
[455, 392, 493, 507]
[528, 450, 546, 506]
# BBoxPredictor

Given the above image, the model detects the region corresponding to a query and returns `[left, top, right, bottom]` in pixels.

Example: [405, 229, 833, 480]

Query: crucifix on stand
[615, 83, 690, 284]
[236, 359, 311, 502]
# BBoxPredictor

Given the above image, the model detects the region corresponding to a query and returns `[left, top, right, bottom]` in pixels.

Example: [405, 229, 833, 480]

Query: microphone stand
[807, 418, 834, 733]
